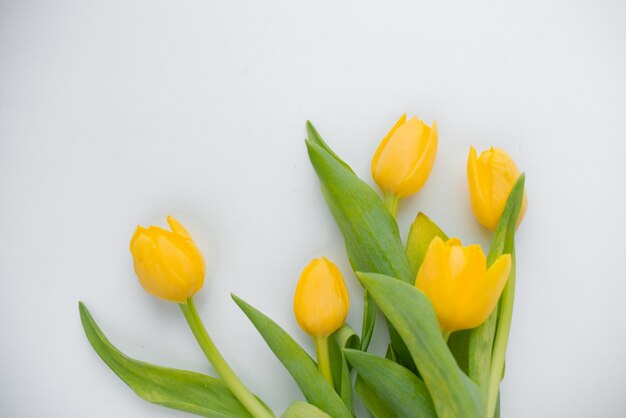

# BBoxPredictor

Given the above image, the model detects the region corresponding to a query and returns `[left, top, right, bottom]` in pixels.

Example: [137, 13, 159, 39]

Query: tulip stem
[314, 335, 333, 387]
[442, 330, 451, 343]
[486, 247, 516, 418]
[180, 297, 274, 418]
[383, 191, 400, 218]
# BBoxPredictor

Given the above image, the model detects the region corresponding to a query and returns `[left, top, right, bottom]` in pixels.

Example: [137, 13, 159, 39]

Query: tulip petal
[465, 254, 511, 327]
[293, 258, 349, 337]
[376, 118, 423, 185]
[467, 147, 494, 229]
[399, 120, 438, 197]
[371, 114, 407, 177]
[79, 303, 258, 417]
[130, 219, 205, 304]
[167, 215, 192, 239]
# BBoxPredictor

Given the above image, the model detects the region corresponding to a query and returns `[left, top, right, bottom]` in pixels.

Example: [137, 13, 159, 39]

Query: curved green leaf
[344, 349, 435, 417]
[231, 295, 353, 418]
[305, 123, 413, 366]
[355, 376, 395, 418]
[356, 273, 484, 418]
[328, 325, 359, 413]
[79, 302, 254, 418]
[282, 401, 332, 418]
[406, 212, 448, 278]
[305, 137, 412, 284]
[468, 174, 526, 404]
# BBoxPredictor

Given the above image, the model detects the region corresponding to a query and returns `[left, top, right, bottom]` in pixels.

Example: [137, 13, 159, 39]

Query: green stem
[442, 330, 452, 343]
[180, 297, 274, 418]
[383, 191, 400, 218]
[314, 335, 333, 386]
[486, 247, 516, 418]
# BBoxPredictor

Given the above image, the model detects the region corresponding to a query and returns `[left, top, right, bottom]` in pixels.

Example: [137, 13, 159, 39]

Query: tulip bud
[130, 216, 205, 304]
[371, 114, 438, 198]
[467, 146, 528, 230]
[293, 257, 350, 337]
[415, 237, 511, 333]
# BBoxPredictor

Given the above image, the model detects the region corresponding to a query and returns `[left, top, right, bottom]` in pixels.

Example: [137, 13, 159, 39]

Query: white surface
[1, 0, 625, 417]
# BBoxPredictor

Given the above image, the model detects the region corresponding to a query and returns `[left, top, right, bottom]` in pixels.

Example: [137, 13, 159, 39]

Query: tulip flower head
[294, 257, 350, 337]
[415, 237, 511, 333]
[467, 146, 527, 230]
[130, 216, 205, 304]
[371, 114, 438, 198]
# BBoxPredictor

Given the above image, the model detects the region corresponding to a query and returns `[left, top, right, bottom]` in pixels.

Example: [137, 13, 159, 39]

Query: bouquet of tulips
[80, 114, 527, 418]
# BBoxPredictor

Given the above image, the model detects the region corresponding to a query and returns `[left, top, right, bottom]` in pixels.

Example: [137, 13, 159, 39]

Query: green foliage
[329, 325, 360, 413]
[405, 212, 449, 278]
[282, 402, 332, 418]
[468, 174, 526, 405]
[345, 349, 436, 417]
[356, 273, 484, 418]
[355, 377, 396, 418]
[79, 302, 254, 418]
[232, 295, 353, 418]
[305, 121, 413, 369]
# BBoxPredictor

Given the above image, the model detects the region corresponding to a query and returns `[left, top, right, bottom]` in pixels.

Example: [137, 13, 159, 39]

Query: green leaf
[79, 302, 254, 418]
[305, 135, 413, 284]
[360, 291, 376, 350]
[305, 122, 413, 365]
[328, 325, 359, 412]
[356, 273, 484, 418]
[282, 401, 332, 418]
[405, 212, 449, 278]
[468, 174, 526, 404]
[355, 376, 396, 418]
[448, 329, 471, 374]
[306, 121, 353, 173]
[232, 295, 353, 418]
[344, 350, 436, 417]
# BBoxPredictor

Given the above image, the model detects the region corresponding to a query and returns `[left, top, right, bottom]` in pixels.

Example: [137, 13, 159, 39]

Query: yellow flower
[467, 146, 528, 230]
[371, 114, 438, 198]
[130, 216, 205, 304]
[294, 257, 350, 337]
[415, 237, 511, 333]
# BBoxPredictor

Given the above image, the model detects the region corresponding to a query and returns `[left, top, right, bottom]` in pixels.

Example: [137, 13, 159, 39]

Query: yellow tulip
[293, 257, 350, 338]
[130, 216, 205, 304]
[467, 146, 527, 230]
[415, 237, 511, 334]
[371, 114, 438, 198]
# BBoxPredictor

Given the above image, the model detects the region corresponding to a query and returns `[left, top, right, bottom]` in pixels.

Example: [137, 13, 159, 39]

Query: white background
[1, 1, 625, 417]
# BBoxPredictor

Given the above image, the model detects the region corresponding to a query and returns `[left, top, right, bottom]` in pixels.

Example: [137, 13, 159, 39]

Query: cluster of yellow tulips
[80, 114, 527, 418]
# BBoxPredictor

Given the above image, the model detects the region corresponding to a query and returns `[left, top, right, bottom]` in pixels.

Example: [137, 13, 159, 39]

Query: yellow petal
[416, 237, 507, 333]
[293, 258, 350, 337]
[463, 254, 511, 328]
[167, 215, 192, 239]
[396, 120, 438, 197]
[129, 217, 205, 304]
[467, 146, 493, 228]
[371, 114, 407, 177]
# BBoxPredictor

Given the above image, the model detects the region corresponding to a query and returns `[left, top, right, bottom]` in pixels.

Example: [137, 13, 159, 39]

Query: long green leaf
[282, 401, 332, 418]
[231, 295, 353, 418]
[344, 349, 436, 417]
[356, 273, 484, 418]
[468, 174, 526, 405]
[328, 325, 359, 413]
[305, 135, 412, 284]
[305, 122, 413, 364]
[79, 302, 254, 418]
[355, 377, 396, 418]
